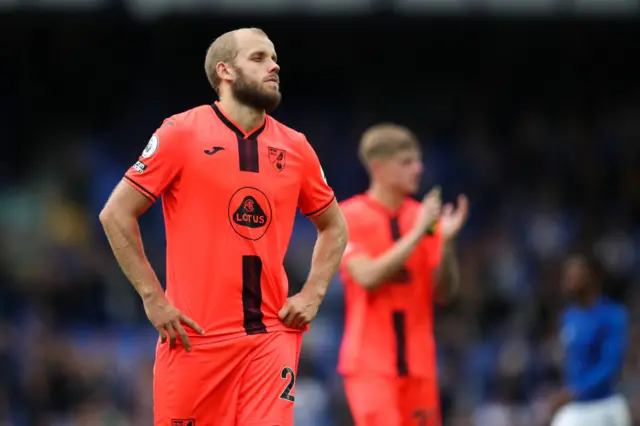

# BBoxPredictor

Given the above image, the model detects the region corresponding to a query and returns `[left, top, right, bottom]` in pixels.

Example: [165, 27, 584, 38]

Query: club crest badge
[268, 147, 286, 172]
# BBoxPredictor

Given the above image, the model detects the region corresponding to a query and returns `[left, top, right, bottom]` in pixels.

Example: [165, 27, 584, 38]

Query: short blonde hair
[204, 28, 268, 93]
[358, 123, 420, 166]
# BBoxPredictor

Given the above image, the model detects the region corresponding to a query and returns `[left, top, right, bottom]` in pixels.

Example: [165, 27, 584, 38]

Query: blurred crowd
[2, 13, 640, 426]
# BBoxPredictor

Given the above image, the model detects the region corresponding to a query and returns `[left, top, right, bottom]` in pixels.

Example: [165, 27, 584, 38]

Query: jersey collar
[211, 102, 267, 140]
[361, 191, 407, 217]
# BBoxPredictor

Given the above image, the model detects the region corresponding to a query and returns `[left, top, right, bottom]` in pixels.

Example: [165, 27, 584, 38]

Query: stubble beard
[231, 67, 282, 113]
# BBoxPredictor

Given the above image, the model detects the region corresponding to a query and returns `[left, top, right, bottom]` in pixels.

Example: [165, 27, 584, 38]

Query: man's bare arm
[433, 194, 468, 303]
[346, 187, 442, 291]
[281, 138, 347, 321]
[99, 180, 203, 350]
[433, 241, 460, 303]
[301, 202, 349, 302]
[278, 202, 347, 329]
[345, 227, 425, 291]
[98, 180, 163, 301]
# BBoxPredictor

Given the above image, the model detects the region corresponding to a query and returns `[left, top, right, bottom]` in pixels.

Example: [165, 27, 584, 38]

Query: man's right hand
[142, 292, 204, 352]
[414, 186, 442, 234]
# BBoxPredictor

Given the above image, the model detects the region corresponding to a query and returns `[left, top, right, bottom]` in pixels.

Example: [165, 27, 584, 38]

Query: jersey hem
[176, 324, 304, 347]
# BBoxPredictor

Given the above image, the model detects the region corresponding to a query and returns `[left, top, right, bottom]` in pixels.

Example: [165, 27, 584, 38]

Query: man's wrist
[409, 226, 428, 242]
[301, 282, 326, 304]
[140, 286, 164, 303]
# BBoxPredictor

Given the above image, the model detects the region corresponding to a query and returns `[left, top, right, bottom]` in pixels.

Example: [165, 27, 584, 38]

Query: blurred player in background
[338, 124, 469, 426]
[549, 252, 631, 426]
[99, 27, 347, 425]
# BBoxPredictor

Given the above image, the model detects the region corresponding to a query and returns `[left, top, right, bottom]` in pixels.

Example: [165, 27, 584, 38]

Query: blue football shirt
[560, 297, 628, 401]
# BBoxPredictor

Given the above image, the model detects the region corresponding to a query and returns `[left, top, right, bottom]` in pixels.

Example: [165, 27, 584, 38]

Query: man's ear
[368, 158, 382, 174]
[216, 62, 234, 84]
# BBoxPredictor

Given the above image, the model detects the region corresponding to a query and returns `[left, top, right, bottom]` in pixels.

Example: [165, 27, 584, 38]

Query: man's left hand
[278, 290, 321, 330]
[440, 194, 469, 241]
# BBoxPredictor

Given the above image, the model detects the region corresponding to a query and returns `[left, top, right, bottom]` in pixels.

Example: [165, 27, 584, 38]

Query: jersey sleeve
[297, 136, 335, 218]
[123, 121, 189, 202]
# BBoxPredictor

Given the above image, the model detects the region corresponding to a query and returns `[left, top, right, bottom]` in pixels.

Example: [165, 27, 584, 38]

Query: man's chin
[263, 94, 282, 112]
[264, 88, 281, 100]
[236, 94, 281, 112]
[406, 184, 420, 195]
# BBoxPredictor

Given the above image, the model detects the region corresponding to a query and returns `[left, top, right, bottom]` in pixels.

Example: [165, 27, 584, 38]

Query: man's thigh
[343, 375, 402, 426]
[153, 337, 254, 426]
[399, 378, 441, 426]
[237, 331, 304, 426]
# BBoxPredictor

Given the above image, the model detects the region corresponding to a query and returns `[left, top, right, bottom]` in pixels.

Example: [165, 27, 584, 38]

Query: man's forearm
[302, 223, 348, 302]
[435, 241, 460, 301]
[99, 212, 164, 300]
[349, 228, 424, 291]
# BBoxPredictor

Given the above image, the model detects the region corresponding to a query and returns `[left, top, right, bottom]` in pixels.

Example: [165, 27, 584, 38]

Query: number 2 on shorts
[279, 367, 296, 402]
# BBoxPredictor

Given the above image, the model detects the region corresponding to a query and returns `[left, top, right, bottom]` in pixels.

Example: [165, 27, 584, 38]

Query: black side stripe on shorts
[237, 136, 260, 173]
[242, 255, 267, 335]
[389, 217, 410, 283]
[392, 310, 409, 377]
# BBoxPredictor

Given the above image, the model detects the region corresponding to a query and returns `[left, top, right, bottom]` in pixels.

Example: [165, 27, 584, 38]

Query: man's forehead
[374, 148, 421, 165]
[236, 32, 275, 54]
[393, 147, 422, 158]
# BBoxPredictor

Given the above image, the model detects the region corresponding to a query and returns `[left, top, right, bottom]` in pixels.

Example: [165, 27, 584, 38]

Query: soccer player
[337, 124, 469, 426]
[549, 252, 631, 426]
[99, 28, 348, 426]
